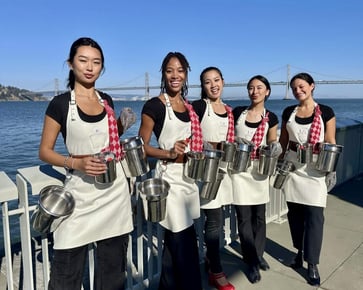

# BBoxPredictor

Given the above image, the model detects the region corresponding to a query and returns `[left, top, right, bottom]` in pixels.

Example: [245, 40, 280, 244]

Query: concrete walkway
[198, 174, 363, 290]
[2, 174, 363, 289]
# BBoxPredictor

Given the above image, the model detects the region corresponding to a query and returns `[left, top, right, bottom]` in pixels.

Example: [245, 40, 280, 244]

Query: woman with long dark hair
[192, 66, 235, 290]
[39, 37, 134, 289]
[279, 72, 336, 286]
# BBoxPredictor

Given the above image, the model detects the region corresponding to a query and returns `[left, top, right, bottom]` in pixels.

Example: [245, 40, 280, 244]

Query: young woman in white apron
[138, 52, 202, 290]
[192, 67, 235, 290]
[279, 72, 336, 286]
[39, 37, 133, 290]
[231, 75, 279, 284]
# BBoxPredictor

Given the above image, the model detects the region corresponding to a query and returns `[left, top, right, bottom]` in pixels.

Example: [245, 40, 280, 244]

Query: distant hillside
[0, 84, 47, 101]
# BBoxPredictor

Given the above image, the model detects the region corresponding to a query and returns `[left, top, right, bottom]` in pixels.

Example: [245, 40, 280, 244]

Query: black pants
[158, 225, 202, 290]
[235, 204, 266, 265]
[287, 202, 324, 265]
[48, 234, 129, 290]
[204, 208, 224, 273]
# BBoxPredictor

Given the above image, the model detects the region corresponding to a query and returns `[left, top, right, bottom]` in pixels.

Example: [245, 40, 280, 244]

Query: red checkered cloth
[250, 112, 270, 160]
[225, 105, 235, 142]
[103, 100, 124, 160]
[184, 99, 204, 152]
[309, 104, 322, 153]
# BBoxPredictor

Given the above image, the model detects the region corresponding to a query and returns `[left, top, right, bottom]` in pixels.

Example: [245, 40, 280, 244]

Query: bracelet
[64, 156, 70, 170]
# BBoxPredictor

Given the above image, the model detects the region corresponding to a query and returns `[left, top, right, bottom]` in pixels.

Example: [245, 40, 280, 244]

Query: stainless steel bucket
[95, 151, 117, 184]
[296, 143, 313, 164]
[184, 151, 205, 181]
[229, 143, 253, 173]
[258, 146, 278, 176]
[273, 160, 295, 189]
[120, 136, 150, 177]
[138, 178, 170, 222]
[315, 143, 344, 172]
[200, 170, 225, 200]
[220, 141, 237, 163]
[201, 149, 224, 182]
[31, 185, 75, 233]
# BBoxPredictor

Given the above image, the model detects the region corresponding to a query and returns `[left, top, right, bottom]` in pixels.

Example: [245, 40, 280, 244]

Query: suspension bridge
[30, 65, 363, 100]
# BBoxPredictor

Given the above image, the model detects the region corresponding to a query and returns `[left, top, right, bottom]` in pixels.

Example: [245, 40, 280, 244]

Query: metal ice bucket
[258, 146, 278, 176]
[273, 160, 296, 189]
[184, 151, 205, 181]
[220, 141, 237, 163]
[120, 136, 150, 177]
[31, 185, 75, 234]
[296, 143, 313, 164]
[229, 143, 254, 173]
[95, 151, 117, 184]
[200, 170, 225, 201]
[138, 178, 170, 222]
[315, 143, 344, 172]
[201, 149, 224, 182]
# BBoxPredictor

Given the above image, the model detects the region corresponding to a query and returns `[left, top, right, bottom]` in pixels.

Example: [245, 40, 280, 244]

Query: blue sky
[1, 0, 363, 99]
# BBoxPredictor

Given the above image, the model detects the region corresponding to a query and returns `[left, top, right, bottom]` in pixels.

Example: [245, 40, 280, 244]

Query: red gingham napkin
[184, 99, 204, 152]
[309, 104, 322, 153]
[103, 100, 124, 160]
[225, 105, 235, 142]
[250, 112, 269, 160]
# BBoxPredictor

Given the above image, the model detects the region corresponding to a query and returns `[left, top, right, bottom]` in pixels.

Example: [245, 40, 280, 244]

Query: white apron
[52, 91, 133, 249]
[282, 105, 327, 207]
[200, 99, 233, 209]
[231, 109, 270, 205]
[154, 95, 200, 233]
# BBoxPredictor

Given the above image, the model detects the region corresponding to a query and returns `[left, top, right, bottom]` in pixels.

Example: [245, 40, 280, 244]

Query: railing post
[16, 174, 34, 290]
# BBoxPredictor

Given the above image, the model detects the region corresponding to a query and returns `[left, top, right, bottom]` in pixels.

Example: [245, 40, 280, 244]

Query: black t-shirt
[141, 97, 190, 139]
[282, 103, 335, 130]
[46, 91, 114, 142]
[191, 99, 228, 121]
[232, 106, 279, 128]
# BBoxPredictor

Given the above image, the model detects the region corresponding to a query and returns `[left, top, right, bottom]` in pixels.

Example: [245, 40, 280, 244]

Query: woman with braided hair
[231, 75, 279, 284]
[139, 52, 202, 290]
[279, 72, 336, 286]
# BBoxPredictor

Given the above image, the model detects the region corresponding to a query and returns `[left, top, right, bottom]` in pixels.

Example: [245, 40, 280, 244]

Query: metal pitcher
[184, 151, 205, 181]
[258, 146, 278, 176]
[120, 136, 150, 177]
[315, 143, 344, 172]
[201, 149, 224, 182]
[138, 178, 170, 222]
[95, 151, 117, 184]
[296, 143, 313, 164]
[31, 185, 75, 234]
[229, 143, 254, 173]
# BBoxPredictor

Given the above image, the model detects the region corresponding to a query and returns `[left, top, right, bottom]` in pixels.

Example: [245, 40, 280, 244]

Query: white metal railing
[1, 122, 362, 289]
[0, 166, 288, 290]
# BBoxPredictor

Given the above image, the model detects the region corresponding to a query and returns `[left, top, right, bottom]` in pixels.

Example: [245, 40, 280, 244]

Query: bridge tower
[54, 78, 59, 96]
[284, 64, 290, 100]
[145, 72, 150, 100]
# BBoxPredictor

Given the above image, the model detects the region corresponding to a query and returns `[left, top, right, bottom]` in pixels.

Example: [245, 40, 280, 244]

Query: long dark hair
[247, 75, 271, 101]
[66, 37, 105, 90]
[199, 66, 224, 99]
[160, 52, 191, 98]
